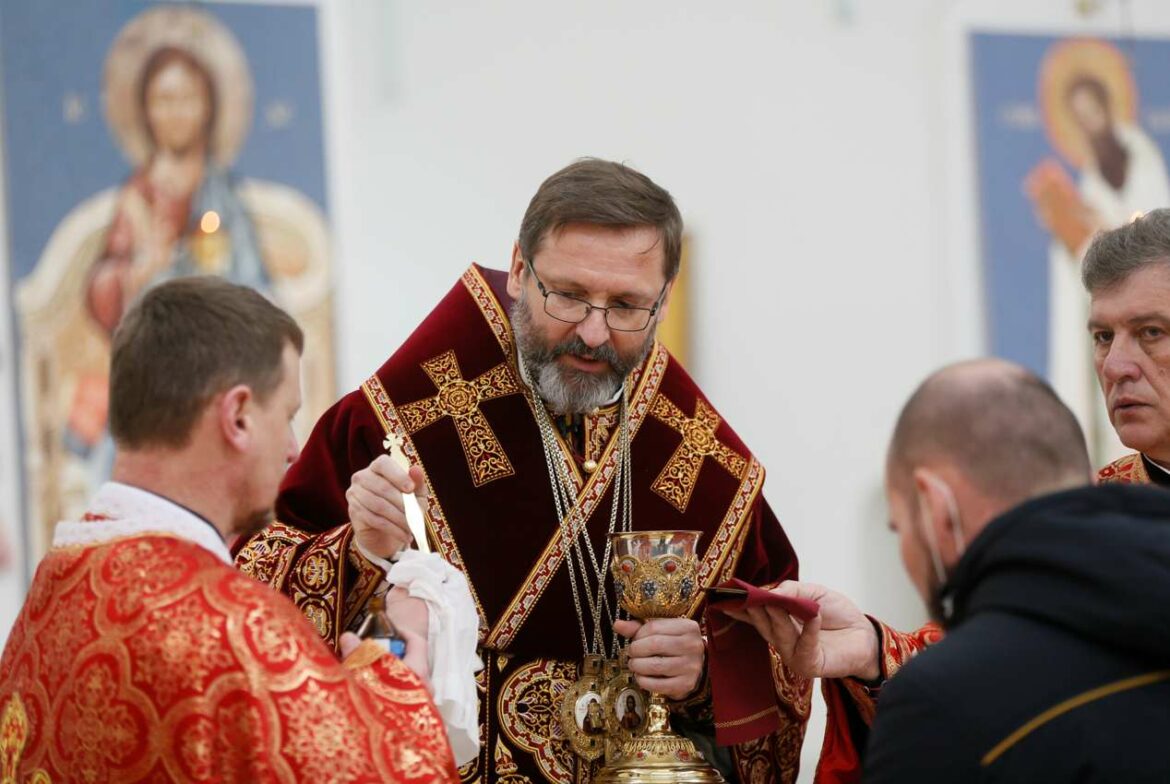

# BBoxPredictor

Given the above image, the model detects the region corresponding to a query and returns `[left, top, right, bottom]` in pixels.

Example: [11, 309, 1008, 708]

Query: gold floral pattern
[126, 592, 236, 709]
[498, 659, 577, 783]
[878, 619, 943, 683]
[274, 679, 372, 781]
[398, 350, 521, 487]
[235, 521, 307, 587]
[1097, 452, 1150, 484]
[55, 656, 147, 781]
[174, 696, 276, 782]
[1, 694, 51, 783]
[38, 583, 97, 687]
[649, 396, 747, 513]
[0, 530, 457, 782]
[730, 716, 805, 784]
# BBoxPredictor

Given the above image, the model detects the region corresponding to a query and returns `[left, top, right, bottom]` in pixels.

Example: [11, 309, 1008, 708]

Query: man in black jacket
[734, 359, 1170, 782]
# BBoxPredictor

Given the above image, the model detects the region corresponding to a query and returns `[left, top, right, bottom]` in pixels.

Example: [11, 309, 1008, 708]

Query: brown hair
[109, 276, 303, 449]
[519, 158, 684, 280]
[1082, 208, 1170, 293]
[138, 46, 217, 152]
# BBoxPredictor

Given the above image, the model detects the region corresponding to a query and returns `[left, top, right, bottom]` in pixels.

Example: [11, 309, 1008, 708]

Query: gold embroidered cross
[397, 350, 521, 486]
[649, 396, 747, 512]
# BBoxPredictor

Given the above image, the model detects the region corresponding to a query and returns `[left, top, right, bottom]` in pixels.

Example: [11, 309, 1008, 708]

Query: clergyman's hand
[347, 456, 429, 559]
[614, 618, 705, 700]
[724, 581, 879, 681]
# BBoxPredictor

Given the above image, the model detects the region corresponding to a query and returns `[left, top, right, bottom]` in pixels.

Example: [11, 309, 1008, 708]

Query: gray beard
[511, 294, 654, 414]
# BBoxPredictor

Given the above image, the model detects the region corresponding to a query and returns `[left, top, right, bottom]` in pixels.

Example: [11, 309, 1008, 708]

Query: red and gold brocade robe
[0, 482, 457, 784]
[1098, 452, 1167, 487]
[235, 264, 812, 783]
[814, 452, 1161, 783]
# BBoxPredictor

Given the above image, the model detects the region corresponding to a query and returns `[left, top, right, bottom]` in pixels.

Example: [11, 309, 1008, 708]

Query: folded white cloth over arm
[387, 550, 482, 767]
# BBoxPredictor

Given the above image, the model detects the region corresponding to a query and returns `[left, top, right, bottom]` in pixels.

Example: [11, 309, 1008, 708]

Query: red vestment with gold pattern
[235, 265, 811, 783]
[814, 452, 1158, 783]
[1097, 452, 1157, 485]
[0, 482, 457, 784]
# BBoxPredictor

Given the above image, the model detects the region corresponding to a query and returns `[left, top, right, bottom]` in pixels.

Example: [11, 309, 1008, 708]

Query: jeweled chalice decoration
[595, 530, 725, 784]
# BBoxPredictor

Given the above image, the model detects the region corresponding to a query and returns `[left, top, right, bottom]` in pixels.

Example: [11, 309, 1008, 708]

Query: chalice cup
[595, 530, 725, 784]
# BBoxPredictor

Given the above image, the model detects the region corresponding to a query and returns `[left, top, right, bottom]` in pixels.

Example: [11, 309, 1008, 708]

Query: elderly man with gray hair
[1086, 207, 1170, 487]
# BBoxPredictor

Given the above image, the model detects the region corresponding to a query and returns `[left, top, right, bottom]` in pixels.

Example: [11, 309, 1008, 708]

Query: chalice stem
[645, 693, 672, 734]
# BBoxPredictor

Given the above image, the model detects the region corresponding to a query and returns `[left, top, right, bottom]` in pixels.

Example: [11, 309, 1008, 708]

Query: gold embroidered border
[361, 375, 489, 632]
[342, 640, 387, 671]
[714, 704, 779, 729]
[286, 525, 356, 645]
[496, 658, 576, 783]
[483, 343, 669, 650]
[235, 522, 306, 589]
[684, 457, 766, 619]
[1097, 452, 1150, 485]
[877, 618, 943, 682]
[461, 265, 589, 492]
[461, 265, 515, 354]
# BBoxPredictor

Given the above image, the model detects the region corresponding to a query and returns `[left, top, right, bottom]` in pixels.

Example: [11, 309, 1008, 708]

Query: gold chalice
[595, 531, 725, 784]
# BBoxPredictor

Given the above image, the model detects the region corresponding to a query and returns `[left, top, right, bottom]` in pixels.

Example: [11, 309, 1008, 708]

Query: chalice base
[594, 700, 725, 784]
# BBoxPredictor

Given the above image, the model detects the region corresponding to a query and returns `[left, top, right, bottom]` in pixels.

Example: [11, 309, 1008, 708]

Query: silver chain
[522, 363, 633, 659]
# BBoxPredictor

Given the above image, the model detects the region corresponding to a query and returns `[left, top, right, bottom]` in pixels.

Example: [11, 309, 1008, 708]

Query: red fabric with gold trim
[814, 620, 944, 783]
[277, 265, 796, 657]
[0, 535, 457, 783]
[266, 264, 807, 783]
[1097, 452, 1151, 485]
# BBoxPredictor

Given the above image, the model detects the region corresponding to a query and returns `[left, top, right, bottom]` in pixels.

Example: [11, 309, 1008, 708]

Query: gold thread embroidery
[713, 705, 779, 728]
[649, 396, 747, 513]
[398, 350, 521, 487]
[484, 343, 669, 650]
[1097, 452, 1150, 485]
[584, 406, 619, 466]
[684, 457, 766, 618]
[0, 694, 52, 783]
[360, 375, 488, 632]
[497, 659, 576, 783]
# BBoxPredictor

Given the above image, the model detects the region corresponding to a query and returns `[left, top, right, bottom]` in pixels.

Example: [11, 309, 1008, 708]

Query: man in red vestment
[1086, 208, 1170, 488]
[234, 159, 811, 782]
[0, 278, 457, 783]
[731, 210, 1170, 782]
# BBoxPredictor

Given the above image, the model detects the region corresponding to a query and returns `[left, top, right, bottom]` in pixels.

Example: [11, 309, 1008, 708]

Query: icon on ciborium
[594, 530, 725, 784]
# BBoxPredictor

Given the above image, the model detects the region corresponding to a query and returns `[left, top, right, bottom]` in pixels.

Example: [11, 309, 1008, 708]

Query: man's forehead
[1090, 264, 1170, 323]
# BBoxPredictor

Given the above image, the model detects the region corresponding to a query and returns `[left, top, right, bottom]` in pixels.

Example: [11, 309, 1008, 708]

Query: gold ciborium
[595, 531, 725, 784]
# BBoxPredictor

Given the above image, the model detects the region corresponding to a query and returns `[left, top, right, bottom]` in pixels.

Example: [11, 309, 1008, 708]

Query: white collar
[51, 481, 232, 565]
[1144, 454, 1170, 479]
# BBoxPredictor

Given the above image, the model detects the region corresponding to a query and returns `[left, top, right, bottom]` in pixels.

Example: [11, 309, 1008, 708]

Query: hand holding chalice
[596, 530, 724, 784]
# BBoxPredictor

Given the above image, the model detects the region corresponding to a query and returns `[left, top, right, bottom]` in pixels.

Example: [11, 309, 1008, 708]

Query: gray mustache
[551, 336, 619, 366]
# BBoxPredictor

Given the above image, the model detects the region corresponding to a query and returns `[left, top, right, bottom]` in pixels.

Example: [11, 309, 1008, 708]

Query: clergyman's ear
[507, 241, 526, 299]
[218, 384, 253, 452]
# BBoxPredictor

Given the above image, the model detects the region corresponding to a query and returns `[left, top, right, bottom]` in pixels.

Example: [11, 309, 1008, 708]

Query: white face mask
[915, 472, 966, 620]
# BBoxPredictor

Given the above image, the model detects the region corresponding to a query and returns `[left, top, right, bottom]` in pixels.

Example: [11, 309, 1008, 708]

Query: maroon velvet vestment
[236, 265, 811, 782]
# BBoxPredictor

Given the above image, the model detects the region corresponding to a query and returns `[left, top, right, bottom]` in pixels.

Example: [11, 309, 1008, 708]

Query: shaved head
[888, 359, 1092, 506]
